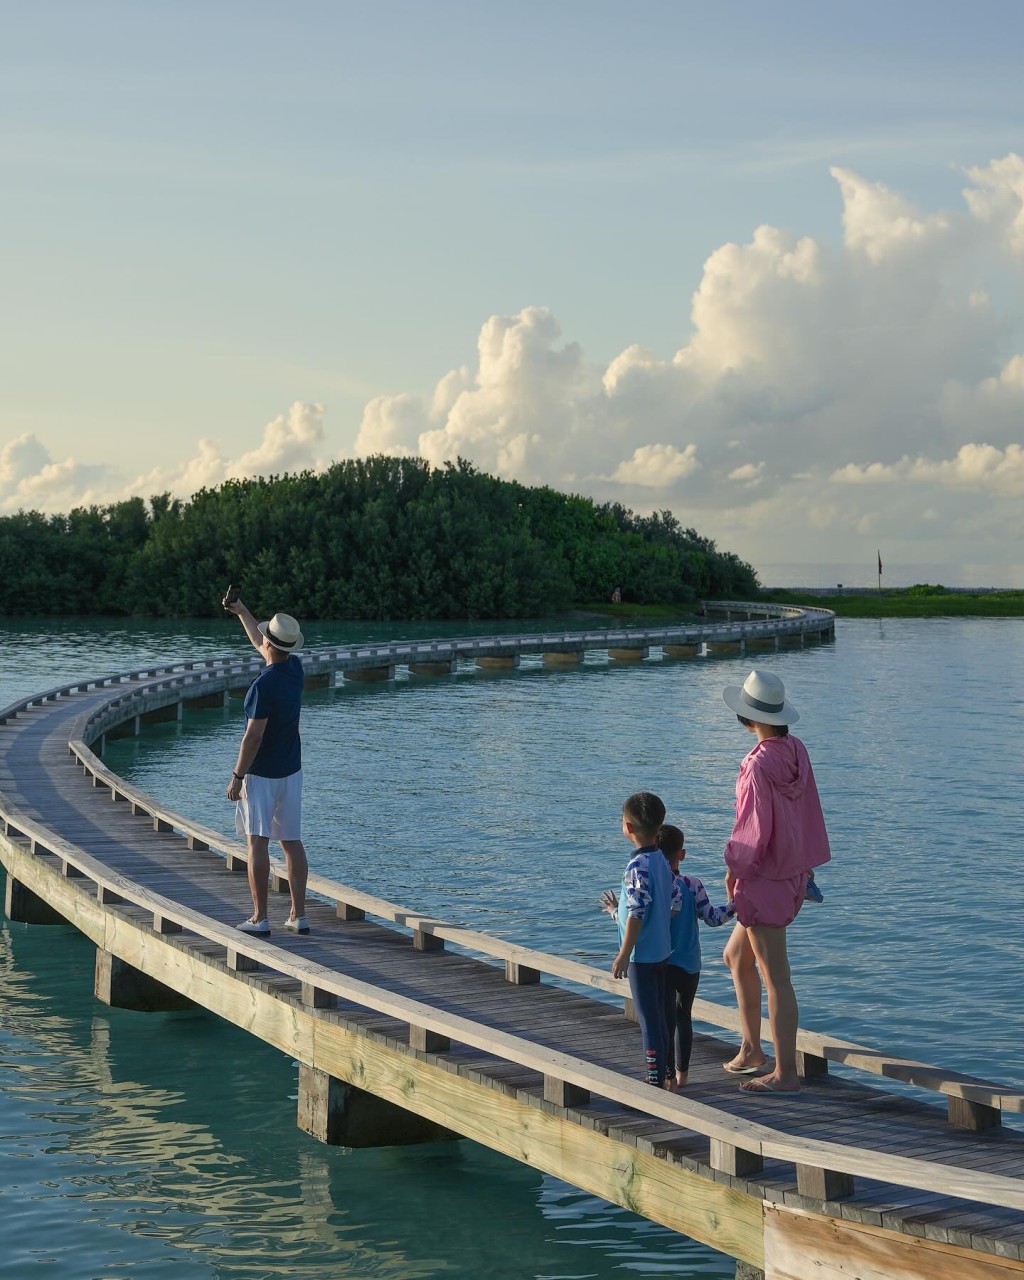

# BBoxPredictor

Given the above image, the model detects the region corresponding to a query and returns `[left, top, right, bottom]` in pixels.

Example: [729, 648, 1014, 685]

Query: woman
[720, 670, 830, 1094]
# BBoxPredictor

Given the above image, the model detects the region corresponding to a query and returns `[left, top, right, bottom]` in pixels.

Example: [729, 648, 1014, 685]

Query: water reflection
[0, 908, 729, 1278]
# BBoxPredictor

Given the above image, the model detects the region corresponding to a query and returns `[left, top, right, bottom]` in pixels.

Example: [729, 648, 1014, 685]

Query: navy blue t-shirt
[243, 654, 303, 778]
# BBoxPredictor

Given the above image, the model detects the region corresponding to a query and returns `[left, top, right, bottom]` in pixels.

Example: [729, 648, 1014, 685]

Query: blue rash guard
[616, 847, 680, 963]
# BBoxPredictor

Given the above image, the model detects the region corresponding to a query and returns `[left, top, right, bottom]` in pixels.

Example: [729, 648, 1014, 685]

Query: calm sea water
[2, 613, 1023, 1279]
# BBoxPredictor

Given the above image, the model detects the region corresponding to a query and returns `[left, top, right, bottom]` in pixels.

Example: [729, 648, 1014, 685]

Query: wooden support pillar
[505, 959, 540, 985]
[948, 1095, 1000, 1131]
[343, 665, 395, 682]
[224, 850, 247, 874]
[409, 1024, 450, 1053]
[475, 655, 519, 669]
[608, 646, 650, 662]
[337, 900, 365, 921]
[94, 949, 194, 1011]
[796, 1163, 854, 1201]
[413, 929, 444, 952]
[796, 1050, 828, 1079]
[301, 981, 338, 1009]
[141, 703, 181, 725]
[4, 876, 67, 925]
[623, 996, 639, 1024]
[184, 691, 230, 709]
[297, 1065, 458, 1147]
[270, 870, 290, 894]
[543, 1075, 590, 1107]
[663, 643, 699, 658]
[409, 660, 457, 676]
[711, 1139, 763, 1178]
[542, 650, 582, 667]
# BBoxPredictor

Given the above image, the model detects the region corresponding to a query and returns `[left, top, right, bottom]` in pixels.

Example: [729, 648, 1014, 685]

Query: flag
[877, 550, 883, 577]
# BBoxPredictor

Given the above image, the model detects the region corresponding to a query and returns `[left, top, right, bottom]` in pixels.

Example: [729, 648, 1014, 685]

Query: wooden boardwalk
[2, 609, 1023, 1280]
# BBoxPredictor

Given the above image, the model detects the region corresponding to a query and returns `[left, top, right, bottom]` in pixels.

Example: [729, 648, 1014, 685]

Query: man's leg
[723, 922, 767, 1070]
[280, 840, 308, 920]
[247, 834, 271, 922]
[744, 925, 800, 1090]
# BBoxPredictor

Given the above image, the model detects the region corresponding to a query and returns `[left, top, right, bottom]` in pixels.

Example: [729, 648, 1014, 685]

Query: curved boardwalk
[2, 605, 1023, 1280]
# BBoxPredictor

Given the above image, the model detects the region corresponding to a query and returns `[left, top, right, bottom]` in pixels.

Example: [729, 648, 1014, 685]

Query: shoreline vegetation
[1, 456, 1019, 621]
[582, 587, 1024, 622]
[0, 456, 758, 620]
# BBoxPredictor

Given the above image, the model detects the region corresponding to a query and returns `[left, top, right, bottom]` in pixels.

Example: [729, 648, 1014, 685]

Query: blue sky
[3, 1, 1023, 579]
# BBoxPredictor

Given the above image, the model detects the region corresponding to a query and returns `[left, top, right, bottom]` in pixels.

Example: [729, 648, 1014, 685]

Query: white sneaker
[237, 917, 271, 936]
[284, 915, 310, 935]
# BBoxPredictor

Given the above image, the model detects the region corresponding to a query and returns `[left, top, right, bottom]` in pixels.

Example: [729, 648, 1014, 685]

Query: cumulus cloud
[610, 444, 700, 487]
[128, 401, 327, 497]
[349, 154, 1024, 563]
[5, 154, 1024, 568]
[833, 443, 1024, 496]
[0, 433, 111, 514]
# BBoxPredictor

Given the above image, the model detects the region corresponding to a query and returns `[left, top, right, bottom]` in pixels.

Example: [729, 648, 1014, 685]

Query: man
[224, 591, 310, 936]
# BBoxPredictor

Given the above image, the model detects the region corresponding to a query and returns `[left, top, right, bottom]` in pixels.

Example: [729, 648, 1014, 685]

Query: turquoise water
[2, 615, 1023, 1277]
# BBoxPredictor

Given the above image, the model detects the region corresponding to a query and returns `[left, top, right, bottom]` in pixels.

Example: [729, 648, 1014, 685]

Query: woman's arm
[724, 763, 774, 880]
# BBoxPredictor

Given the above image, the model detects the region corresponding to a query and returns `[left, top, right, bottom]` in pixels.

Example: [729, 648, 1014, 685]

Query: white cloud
[610, 443, 700, 487]
[833, 443, 1024, 496]
[128, 401, 327, 497]
[728, 462, 766, 486]
[0, 432, 112, 514]
[962, 152, 1024, 258]
[832, 166, 952, 263]
[4, 155, 1024, 568]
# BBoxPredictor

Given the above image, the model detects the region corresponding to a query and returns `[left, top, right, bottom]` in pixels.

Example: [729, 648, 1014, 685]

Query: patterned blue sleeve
[624, 853, 652, 920]
[671, 873, 683, 915]
[684, 874, 736, 927]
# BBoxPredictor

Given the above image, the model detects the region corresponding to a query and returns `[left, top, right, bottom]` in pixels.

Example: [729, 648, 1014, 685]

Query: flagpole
[877, 549, 882, 594]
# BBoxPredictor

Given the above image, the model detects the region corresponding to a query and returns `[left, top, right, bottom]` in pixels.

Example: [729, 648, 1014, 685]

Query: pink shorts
[734, 872, 806, 929]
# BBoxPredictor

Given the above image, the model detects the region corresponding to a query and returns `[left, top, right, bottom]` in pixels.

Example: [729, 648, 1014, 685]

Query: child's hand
[600, 889, 619, 917]
[611, 950, 629, 979]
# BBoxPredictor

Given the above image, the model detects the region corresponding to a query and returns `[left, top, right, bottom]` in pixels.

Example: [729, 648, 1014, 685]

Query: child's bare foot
[675, 1070, 689, 1088]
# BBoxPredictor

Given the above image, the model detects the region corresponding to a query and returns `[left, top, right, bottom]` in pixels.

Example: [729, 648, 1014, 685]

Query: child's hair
[737, 715, 789, 737]
[658, 823, 685, 857]
[622, 791, 666, 840]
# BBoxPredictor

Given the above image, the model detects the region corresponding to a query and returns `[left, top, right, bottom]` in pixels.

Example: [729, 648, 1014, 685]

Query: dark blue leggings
[628, 960, 668, 1086]
[665, 965, 701, 1076]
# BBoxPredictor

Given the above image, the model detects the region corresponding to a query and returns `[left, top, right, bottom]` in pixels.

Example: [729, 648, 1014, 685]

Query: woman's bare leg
[723, 922, 767, 1070]
[742, 924, 800, 1091]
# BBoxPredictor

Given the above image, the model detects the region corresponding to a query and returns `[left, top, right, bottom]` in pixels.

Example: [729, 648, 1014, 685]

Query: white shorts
[235, 770, 303, 841]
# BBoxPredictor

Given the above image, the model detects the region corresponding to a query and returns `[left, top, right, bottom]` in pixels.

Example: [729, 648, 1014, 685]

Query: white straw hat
[723, 669, 799, 726]
[258, 613, 304, 652]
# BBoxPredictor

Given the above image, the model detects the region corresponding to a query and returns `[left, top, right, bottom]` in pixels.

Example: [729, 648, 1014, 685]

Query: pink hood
[724, 735, 831, 882]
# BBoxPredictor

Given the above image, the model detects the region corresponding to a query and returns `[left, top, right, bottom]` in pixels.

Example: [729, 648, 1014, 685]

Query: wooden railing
[2, 794, 1022, 1212]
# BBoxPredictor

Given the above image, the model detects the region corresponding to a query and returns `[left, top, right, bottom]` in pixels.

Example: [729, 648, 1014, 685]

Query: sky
[2, 0, 1024, 583]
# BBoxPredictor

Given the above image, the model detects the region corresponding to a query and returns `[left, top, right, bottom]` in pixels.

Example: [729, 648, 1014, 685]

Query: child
[658, 824, 735, 1088]
[601, 792, 681, 1088]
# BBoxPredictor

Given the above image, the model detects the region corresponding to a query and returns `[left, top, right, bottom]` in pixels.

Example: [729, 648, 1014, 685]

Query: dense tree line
[0, 457, 758, 619]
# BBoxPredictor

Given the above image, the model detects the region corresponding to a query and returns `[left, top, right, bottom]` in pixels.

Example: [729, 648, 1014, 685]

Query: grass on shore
[758, 587, 1024, 618]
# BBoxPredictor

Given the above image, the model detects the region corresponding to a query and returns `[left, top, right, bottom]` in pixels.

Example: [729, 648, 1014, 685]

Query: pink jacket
[724, 735, 831, 882]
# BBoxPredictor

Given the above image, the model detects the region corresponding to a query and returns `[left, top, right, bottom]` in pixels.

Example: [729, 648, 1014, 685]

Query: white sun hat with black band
[258, 612, 304, 652]
[723, 669, 799, 726]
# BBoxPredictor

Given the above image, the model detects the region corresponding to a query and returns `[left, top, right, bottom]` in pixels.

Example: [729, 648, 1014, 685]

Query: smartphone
[223, 584, 240, 607]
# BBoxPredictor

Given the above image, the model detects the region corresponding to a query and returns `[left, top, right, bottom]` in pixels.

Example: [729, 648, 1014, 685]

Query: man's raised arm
[223, 590, 264, 653]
